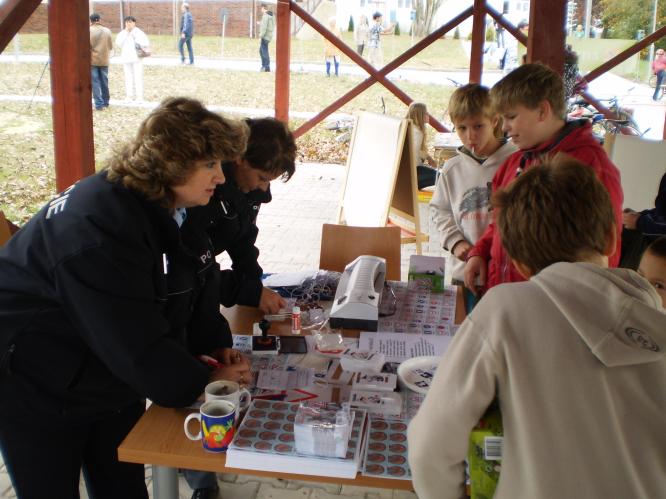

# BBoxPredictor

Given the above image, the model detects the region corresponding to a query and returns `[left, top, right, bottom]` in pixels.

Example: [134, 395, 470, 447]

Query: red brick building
[21, 1, 262, 38]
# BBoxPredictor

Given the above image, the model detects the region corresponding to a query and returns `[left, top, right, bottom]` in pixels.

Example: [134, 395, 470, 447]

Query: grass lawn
[0, 55, 455, 223]
[10, 32, 470, 69]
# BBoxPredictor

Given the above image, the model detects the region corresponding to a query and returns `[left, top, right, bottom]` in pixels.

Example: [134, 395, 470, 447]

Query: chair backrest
[0, 211, 11, 247]
[319, 223, 401, 281]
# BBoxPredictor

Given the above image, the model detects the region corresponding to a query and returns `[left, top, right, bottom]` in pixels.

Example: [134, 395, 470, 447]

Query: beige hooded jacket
[408, 262, 666, 499]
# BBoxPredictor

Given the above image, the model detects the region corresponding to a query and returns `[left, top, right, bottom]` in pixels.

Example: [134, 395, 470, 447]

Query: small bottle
[291, 306, 301, 335]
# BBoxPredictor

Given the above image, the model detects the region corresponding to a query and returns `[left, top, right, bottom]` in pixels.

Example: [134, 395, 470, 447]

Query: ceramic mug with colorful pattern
[183, 400, 236, 452]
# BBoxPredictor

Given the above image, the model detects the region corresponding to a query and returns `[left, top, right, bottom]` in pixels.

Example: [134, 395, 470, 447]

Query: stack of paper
[226, 400, 367, 479]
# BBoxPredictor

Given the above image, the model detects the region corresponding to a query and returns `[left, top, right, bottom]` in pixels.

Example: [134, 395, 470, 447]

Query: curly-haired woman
[0, 97, 251, 499]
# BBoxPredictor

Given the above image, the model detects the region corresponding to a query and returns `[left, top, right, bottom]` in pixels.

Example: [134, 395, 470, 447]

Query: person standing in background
[258, 3, 275, 72]
[367, 12, 394, 68]
[652, 48, 666, 101]
[324, 17, 342, 77]
[89, 13, 113, 111]
[179, 2, 195, 65]
[354, 14, 370, 56]
[115, 16, 150, 102]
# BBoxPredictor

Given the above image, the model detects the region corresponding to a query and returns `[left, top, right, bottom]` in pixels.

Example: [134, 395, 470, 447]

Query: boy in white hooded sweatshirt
[409, 156, 666, 499]
[430, 84, 516, 285]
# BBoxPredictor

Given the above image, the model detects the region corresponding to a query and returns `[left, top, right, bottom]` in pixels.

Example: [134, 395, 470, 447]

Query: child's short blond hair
[448, 84, 501, 137]
[490, 63, 566, 119]
[493, 154, 614, 274]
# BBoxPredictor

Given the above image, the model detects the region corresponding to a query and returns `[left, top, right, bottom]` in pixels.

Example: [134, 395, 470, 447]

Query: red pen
[198, 354, 222, 368]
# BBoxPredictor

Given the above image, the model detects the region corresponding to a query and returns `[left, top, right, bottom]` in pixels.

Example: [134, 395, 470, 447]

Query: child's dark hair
[646, 236, 666, 259]
[124, 16, 136, 23]
[373, 12, 382, 20]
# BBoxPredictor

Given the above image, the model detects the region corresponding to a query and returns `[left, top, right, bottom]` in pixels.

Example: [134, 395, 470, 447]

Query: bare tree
[413, 0, 444, 37]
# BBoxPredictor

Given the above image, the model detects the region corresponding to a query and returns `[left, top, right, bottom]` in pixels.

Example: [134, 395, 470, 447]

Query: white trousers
[122, 62, 143, 101]
[368, 46, 383, 68]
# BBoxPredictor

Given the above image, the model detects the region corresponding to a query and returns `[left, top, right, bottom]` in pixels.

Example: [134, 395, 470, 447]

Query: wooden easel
[336, 112, 427, 254]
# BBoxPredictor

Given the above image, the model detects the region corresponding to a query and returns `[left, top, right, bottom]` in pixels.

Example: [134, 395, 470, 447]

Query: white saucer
[397, 356, 441, 394]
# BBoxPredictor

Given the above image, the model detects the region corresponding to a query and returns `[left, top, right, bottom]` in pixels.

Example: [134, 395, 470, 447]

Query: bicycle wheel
[649, 74, 657, 89]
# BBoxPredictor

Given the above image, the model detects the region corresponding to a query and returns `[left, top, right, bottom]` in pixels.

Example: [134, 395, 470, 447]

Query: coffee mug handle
[238, 387, 252, 411]
[183, 412, 202, 440]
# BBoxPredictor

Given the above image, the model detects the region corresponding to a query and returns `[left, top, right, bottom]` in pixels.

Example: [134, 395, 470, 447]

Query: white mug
[204, 380, 252, 423]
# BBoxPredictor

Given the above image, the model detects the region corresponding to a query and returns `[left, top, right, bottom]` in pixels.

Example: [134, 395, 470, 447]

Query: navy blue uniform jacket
[0, 172, 231, 418]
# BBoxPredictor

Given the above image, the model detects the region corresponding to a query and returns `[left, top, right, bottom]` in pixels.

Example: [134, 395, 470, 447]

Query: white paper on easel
[358, 331, 452, 363]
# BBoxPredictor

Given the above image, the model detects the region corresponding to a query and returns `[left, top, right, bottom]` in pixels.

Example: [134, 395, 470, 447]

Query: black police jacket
[187, 162, 271, 308]
[0, 172, 231, 418]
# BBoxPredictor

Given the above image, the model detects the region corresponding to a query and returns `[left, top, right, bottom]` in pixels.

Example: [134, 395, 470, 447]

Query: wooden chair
[0, 211, 12, 247]
[319, 223, 401, 281]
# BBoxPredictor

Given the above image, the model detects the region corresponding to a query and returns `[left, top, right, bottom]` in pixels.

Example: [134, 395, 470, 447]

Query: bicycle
[648, 73, 666, 99]
[567, 94, 644, 140]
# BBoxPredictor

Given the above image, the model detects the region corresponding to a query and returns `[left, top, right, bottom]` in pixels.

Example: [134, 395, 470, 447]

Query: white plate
[397, 356, 441, 394]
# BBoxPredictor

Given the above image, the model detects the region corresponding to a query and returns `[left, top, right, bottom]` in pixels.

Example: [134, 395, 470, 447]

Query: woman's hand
[209, 362, 252, 386]
[211, 347, 249, 367]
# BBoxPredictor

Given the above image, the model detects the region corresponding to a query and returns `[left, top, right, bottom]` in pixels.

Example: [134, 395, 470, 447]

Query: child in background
[430, 84, 517, 287]
[406, 102, 437, 189]
[324, 17, 342, 77]
[638, 236, 666, 307]
[367, 11, 394, 68]
[464, 63, 623, 295]
[409, 157, 666, 499]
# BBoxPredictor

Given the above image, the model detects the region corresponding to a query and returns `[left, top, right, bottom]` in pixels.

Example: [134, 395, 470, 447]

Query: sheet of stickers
[230, 399, 367, 462]
[362, 416, 412, 480]
[378, 282, 458, 336]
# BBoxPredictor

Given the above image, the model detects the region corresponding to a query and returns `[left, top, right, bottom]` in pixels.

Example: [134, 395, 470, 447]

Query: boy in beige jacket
[408, 156, 666, 499]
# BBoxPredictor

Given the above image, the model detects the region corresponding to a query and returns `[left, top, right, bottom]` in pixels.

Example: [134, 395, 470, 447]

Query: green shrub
[453, 27, 460, 39]
[395, 23, 400, 36]
[348, 15, 354, 32]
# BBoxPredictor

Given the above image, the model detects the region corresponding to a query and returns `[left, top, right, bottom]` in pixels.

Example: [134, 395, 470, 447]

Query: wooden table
[118, 287, 466, 499]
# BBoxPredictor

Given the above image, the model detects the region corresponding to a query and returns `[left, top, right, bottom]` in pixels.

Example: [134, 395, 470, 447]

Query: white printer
[329, 255, 386, 331]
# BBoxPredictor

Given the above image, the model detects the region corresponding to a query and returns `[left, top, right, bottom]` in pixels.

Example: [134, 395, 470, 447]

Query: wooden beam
[0, 0, 42, 53]
[469, 0, 486, 83]
[582, 26, 666, 84]
[49, 0, 95, 191]
[527, 0, 566, 74]
[275, 0, 291, 121]
[291, 4, 472, 137]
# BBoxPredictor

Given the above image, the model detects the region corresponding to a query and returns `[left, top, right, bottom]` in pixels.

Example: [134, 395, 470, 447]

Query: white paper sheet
[358, 331, 452, 363]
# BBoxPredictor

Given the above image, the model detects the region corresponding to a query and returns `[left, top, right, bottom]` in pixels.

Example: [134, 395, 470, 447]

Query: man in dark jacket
[179, 2, 194, 64]
[183, 117, 296, 499]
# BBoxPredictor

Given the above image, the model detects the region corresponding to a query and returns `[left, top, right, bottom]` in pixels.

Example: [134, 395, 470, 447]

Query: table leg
[152, 465, 178, 499]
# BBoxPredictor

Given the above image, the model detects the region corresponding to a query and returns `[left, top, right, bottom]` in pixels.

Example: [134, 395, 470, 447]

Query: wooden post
[527, 0, 566, 74]
[469, 0, 486, 83]
[49, 0, 95, 191]
[275, 0, 291, 121]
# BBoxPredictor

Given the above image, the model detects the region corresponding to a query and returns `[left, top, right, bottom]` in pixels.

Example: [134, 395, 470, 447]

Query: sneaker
[191, 485, 219, 499]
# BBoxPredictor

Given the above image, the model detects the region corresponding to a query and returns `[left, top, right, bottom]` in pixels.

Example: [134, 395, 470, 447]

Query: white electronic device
[329, 255, 385, 331]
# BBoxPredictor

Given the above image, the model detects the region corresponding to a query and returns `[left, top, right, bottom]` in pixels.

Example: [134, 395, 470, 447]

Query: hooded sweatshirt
[467, 120, 624, 288]
[430, 140, 517, 282]
[408, 262, 666, 499]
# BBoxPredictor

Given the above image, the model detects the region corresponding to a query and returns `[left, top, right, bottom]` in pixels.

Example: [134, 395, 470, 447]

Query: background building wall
[19, 1, 259, 37]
